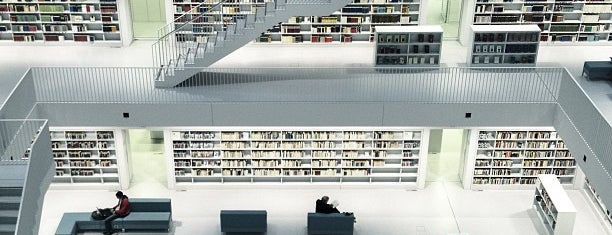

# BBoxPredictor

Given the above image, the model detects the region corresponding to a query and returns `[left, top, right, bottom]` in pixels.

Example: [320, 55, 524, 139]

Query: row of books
[472, 177, 565, 185]
[473, 55, 536, 64]
[376, 56, 437, 65]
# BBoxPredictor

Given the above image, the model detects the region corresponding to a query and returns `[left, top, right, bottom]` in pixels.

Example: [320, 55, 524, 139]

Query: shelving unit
[374, 25, 442, 66]
[468, 25, 541, 66]
[583, 177, 612, 230]
[472, 0, 612, 43]
[0, 0, 122, 45]
[165, 128, 428, 189]
[171, 0, 270, 44]
[468, 128, 577, 190]
[255, 0, 421, 43]
[533, 174, 576, 235]
[50, 128, 125, 189]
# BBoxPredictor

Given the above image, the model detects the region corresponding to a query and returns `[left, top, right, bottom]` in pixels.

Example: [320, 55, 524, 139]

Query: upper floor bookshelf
[472, 0, 612, 43]
[0, 0, 122, 45]
[469, 129, 577, 190]
[253, 0, 421, 43]
[375, 25, 443, 66]
[467, 25, 541, 66]
[171, 0, 270, 43]
[165, 128, 428, 189]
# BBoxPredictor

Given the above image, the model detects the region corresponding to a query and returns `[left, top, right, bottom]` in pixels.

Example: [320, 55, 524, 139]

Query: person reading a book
[104, 191, 131, 235]
[315, 196, 340, 213]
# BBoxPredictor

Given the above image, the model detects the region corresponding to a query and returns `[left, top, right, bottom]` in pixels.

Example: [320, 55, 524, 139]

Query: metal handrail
[157, 0, 232, 41]
[0, 119, 46, 161]
[152, 0, 235, 71]
[28, 66, 564, 103]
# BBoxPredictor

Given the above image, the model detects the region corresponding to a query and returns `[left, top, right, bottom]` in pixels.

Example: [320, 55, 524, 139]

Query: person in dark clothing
[104, 191, 131, 235]
[315, 196, 340, 213]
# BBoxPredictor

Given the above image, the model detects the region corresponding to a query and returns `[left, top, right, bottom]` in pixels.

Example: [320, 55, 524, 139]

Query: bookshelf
[255, 0, 421, 43]
[171, 0, 270, 44]
[472, 0, 612, 43]
[533, 174, 576, 235]
[468, 128, 577, 190]
[375, 25, 442, 66]
[165, 128, 428, 189]
[50, 128, 126, 189]
[467, 25, 541, 66]
[583, 177, 612, 230]
[0, 0, 122, 45]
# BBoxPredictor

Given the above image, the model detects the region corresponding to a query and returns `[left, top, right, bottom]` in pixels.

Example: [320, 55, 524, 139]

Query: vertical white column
[165, 0, 174, 25]
[416, 128, 430, 189]
[119, 0, 134, 46]
[461, 128, 478, 189]
[459, 0, 475, 46]
[163, 129, 176, 189]
[114, 128, 131, 189]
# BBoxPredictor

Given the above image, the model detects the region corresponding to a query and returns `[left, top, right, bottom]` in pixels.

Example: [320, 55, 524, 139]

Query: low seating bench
[55, 198, 172, 235]
[220, 210, 267, 234]
[583, 61, 612, 81]
[307, 213, 355, 235]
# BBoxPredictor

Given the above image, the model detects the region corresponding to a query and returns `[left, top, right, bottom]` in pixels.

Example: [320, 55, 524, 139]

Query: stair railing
[152, 0, 248, 82]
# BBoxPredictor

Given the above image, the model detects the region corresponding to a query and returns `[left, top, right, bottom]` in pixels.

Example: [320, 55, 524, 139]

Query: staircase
[0, 121, 53, 235]
[0, 188, 21, 235]
[153, 0, 353, 87]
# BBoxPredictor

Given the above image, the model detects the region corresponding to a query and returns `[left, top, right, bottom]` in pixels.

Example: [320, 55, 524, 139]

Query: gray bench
[220, 210, 267, 234]
[55, 198, 172, 235]
[307, 213, 354, 235]
[583, 61, 612, 81]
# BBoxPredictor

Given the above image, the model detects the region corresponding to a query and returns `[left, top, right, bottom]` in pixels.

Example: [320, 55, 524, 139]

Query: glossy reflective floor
[38, 129, 612, 235]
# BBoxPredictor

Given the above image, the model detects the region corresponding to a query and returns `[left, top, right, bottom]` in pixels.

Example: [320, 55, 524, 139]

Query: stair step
[0, 224, 16, 234]
[0, 189, 22, 197]
[0, 210, 18, 224]
[0, 197, 20, 210]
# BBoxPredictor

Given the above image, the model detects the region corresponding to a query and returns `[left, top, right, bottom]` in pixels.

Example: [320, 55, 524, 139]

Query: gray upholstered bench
[220, 210, 267, 234]
[583, 61, 612, 81]
[307, 213, 355, 235]
[55, 198, 172, 235]
[55, 212, 103, 235]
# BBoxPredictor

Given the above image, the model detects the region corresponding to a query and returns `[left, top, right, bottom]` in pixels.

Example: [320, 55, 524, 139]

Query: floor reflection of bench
[583, 61, 612, 81]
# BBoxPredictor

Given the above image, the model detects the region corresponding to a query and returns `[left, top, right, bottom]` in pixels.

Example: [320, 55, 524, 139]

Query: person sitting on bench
[104, 191, 131, 235]
[315, 196, 340, 214]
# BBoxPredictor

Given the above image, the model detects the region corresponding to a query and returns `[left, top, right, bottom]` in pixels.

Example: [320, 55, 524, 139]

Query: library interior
[0, 0, 612, 235]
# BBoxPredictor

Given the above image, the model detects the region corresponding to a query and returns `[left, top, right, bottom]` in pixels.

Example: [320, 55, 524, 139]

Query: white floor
[38, 129, 612, 235]
[0, 39, 610, 235]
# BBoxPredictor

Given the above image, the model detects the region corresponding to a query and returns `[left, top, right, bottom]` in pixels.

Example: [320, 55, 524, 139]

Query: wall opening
[125, 128, 167, 191]
[426, 0, 464, 39]
[426, 129, 469, 184]
[129, 0, 166, 39]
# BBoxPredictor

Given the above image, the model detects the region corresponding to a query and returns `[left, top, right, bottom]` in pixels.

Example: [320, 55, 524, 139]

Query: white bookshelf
[467, 25, 541, 66]
[472, 0, 612, 43]
[583, 177, 612, 231]
[466, 128, 577, 190]
[533, 174, 576, 235]
[0, 0, 122, 45]
[171, 0, 270, 44]
[256, 0, 421, 43]
[165, 128, 428, 189]
[374, 25, 442, 66]
[50, 128, 127, 189]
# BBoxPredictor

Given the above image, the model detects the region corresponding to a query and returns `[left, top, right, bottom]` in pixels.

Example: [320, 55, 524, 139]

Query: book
[74, 34, 91, 42]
